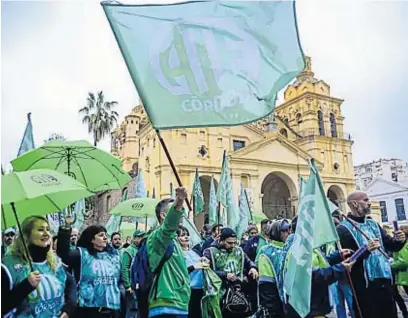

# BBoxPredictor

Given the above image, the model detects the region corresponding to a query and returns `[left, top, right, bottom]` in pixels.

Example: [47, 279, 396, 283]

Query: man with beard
[337, 191, 406, 318]
[203, 228, 258, 318]
[111, 232, 122, 249]
[2, 228, 16, 258]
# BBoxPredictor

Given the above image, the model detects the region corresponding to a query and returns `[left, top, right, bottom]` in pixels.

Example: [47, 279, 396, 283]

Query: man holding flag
[337, 191, 406, 318]
[283, 160, 355, 318]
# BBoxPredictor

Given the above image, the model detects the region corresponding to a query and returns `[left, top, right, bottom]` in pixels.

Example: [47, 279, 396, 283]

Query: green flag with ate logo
[102, 1, 304, 129]
[284, 160, 339, 317]
[193, 168, 204, 215]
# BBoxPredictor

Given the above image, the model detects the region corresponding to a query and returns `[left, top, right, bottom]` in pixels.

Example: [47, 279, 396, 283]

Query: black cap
[220, 227, 236, 241]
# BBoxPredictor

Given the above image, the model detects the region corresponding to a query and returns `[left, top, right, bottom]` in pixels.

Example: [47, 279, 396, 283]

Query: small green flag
[216, 151, 238, 229]
[193, 168, 204, 215]
[17, 113, 35, 157]
[284, 160, 339, 317]
[236, 183, 250, 239]
[208, 175, 217, 226]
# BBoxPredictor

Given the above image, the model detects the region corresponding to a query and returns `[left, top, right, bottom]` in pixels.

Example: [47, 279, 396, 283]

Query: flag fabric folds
[71, 199, 86, 230]
[133, 169, 148, 224]
[216, 151, 238, 230]
[208, 176, 217, 226]
[284, 160, 339, 317]
[102, 1, 305, 130]
[193, 168, 205, 215]
[182, 216, 203, 247]
[236, 183, 250, 239]
[106, 188, 128, 237]
[17, 113, 35, 156]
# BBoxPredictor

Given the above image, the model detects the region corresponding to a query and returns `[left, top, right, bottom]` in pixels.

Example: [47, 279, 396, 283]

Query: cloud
[1, 0, 408, 170]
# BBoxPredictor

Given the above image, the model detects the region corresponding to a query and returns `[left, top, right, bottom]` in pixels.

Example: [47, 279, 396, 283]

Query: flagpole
[217, 202, 221, 229]
[192, 195, 195, 220]
[155, 130, 192, 211]
[336, 240, 364, 318]
[244, 189, 253, 223]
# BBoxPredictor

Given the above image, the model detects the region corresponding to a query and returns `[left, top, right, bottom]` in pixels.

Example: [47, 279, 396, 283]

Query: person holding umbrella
[57, 217, 122, 318]
[2, 215, 77, 318]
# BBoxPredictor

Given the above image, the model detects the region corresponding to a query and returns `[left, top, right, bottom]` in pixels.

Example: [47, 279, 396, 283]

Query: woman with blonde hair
[2, 215, 76, 317]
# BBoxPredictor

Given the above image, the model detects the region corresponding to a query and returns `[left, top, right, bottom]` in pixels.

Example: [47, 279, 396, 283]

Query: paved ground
[327, 292, 408, 318]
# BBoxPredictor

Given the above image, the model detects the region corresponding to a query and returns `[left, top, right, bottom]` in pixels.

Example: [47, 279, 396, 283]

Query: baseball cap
[132, 230, 145, 238]
[3, 228, 16, 236]
[220, 227, 237, 241]
[280, 219, 291, 231]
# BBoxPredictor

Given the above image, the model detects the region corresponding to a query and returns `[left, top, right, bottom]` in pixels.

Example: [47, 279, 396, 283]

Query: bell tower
[275, 56, 355, 195]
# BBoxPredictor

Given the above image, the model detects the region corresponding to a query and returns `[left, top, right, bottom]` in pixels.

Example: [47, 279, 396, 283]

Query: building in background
[364, 178, 408, 225]
[354, 158, 408, 190]
[109, 57, 356, 229]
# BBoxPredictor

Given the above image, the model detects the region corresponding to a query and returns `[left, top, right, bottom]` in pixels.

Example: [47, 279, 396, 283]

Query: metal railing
[293, 128, 352, 140]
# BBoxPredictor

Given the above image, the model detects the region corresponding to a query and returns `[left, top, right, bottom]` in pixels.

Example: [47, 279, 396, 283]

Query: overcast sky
[2, 0, 408, 170]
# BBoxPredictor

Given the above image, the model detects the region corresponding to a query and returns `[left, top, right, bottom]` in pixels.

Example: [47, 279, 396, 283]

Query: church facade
[111, 57, 356, 229]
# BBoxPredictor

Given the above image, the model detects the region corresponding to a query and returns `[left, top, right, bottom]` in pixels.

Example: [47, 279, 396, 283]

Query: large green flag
[193, 168, 205, 215]
[102, 1, 305, 129]
[284, 160, 339, 317]
[216, 151, 238, 230]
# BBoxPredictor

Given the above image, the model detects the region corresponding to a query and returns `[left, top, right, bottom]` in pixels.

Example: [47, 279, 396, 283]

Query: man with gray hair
[337, 191, 406, 318]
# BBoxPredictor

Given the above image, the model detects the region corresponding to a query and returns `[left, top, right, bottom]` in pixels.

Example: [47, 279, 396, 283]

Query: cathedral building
[111, 57, 356, 229]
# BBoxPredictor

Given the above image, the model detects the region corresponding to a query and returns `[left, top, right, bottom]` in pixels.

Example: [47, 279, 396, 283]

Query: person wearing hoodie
[256, 219, 291, 318]
[146, 187, 191, 318]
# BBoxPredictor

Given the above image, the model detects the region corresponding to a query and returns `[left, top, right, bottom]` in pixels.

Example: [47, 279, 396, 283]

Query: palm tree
[44, 133, 66, 144]
[79, 91, 119, 146]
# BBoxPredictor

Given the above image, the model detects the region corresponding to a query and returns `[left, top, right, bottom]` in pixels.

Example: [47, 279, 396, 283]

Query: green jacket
[121, 244, 138, 289]
[147, 205, 190, 312]
[392, 242, 408, 286]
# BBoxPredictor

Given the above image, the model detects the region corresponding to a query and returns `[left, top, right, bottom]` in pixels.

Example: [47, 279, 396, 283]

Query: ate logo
[132, 203, 144, 210]
[31, 174, 60, 186]
[150, 18, 261, 97]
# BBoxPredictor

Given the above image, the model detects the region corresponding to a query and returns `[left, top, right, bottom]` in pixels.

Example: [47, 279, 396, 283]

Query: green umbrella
[1, 169, 93, 270]
[11, 140, 131, 192]
[251, 212, 269, 224]
[109, 198, 158, 218]
[110, 198, 158, 230]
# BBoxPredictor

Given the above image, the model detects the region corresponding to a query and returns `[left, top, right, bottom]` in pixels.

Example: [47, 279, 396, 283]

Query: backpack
[223, 281, 251, 315]
[131, 238, 174, 318]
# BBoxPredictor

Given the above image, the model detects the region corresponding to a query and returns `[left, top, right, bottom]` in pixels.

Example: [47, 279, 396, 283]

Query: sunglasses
[4, 233, 15, 237]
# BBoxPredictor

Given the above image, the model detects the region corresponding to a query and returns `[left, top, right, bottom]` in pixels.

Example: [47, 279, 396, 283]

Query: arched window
[330, 113, 337, 137]
[296, 113, 302, 124]
[279, 128, 288, 138]
[318, 110, 325, 136]
[283, 117, 289, 126]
